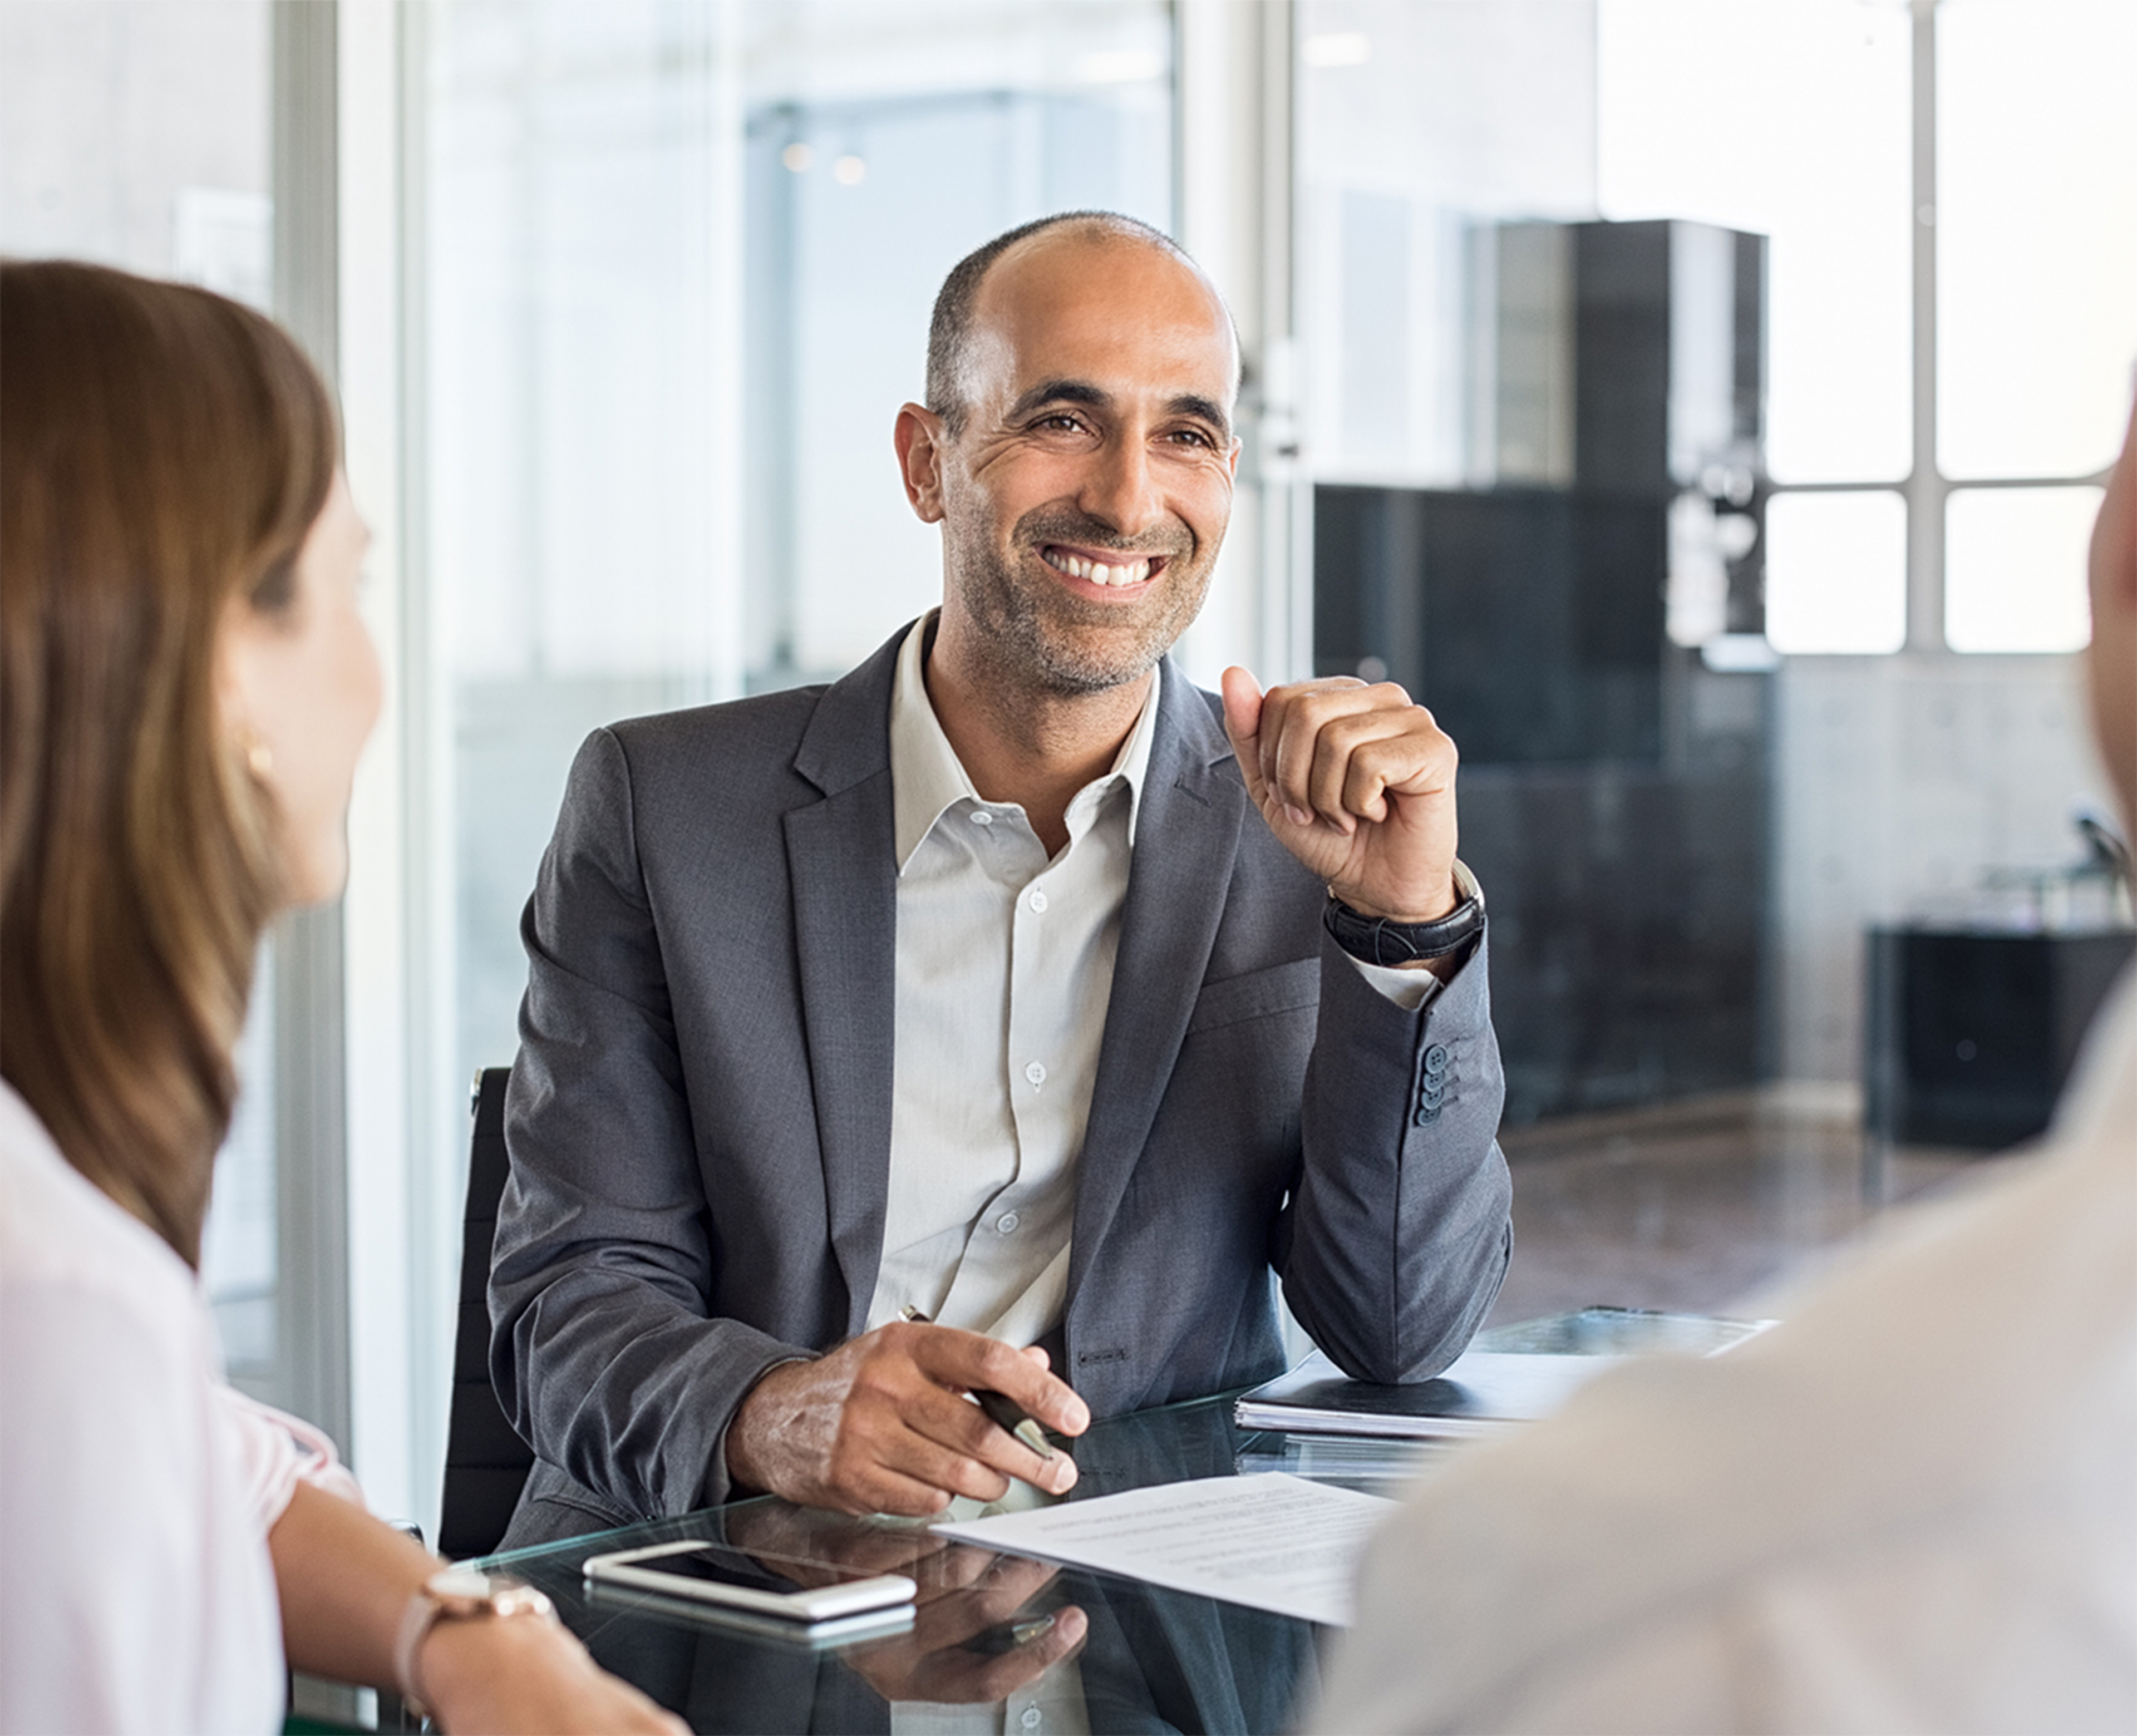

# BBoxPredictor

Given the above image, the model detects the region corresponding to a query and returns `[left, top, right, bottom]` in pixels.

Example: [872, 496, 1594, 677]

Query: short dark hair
[924, 210, 1207, 436]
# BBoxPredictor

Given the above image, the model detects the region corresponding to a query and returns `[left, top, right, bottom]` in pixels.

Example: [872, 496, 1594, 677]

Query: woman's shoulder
[0, 1081, 203, 1348]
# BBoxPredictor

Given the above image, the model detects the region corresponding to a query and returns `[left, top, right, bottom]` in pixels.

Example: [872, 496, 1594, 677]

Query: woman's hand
[420, 1611, 687, 1735]
[267, 1482, 682, 1735]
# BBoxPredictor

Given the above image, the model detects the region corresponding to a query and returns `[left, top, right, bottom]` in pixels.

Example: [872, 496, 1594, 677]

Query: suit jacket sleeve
[1281, 931, 1513, 1383]
[488, 726, 811, 1517]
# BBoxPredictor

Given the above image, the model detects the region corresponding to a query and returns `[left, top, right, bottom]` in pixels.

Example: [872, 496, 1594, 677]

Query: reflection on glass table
[482, 1393, 1313, 1735]
[475, 1313, 1677, 1734]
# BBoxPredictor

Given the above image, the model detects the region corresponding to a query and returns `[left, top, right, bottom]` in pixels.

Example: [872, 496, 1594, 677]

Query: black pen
[899, 1305, 1058, 1462]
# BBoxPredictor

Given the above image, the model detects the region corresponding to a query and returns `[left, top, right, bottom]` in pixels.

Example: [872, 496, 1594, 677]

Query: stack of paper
[1232, 1433, 1458, 1492]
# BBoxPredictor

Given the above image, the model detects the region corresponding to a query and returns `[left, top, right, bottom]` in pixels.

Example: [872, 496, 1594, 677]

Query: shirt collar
[888, 612, 1161, 872]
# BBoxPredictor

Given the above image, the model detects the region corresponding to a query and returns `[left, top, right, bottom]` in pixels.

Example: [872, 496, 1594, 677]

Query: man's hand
[1220, 668, 1460, 928]
[722, 1507, 1086, 1703]
[845, 1549, 1086, 1706]
[724, 1321, 1089, 1515]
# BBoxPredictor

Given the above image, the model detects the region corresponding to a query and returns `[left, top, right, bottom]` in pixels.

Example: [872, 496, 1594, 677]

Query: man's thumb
[1220, 667, 1265, 790]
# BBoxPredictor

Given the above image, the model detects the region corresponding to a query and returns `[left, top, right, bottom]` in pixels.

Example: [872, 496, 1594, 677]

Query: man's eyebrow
[1007, 378, 1112, 418]
[1166, 393, 1232, 439]
[1006, 379, 1233, 440]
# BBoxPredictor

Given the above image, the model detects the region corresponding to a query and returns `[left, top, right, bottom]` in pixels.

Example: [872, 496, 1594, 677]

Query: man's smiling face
[928, 227, 1241, 696]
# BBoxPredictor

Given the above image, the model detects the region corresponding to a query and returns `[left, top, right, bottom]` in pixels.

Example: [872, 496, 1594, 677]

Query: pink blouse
[1, 1082, 364, 1735]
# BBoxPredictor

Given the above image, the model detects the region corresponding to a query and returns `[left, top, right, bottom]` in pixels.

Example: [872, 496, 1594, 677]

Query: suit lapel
[786, 631, 905, 1336]
[1067, 660, 1245, 1300]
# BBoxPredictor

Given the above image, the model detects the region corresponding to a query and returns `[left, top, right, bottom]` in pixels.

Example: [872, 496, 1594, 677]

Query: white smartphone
[582, 1538, 916, 1628]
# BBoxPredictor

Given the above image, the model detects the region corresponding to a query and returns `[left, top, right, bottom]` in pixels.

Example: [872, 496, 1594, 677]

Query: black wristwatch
[1323, 861, 1485, 968]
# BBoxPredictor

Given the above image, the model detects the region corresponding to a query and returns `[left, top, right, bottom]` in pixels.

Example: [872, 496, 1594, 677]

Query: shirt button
[1028, 888, 1048, 913]
[997, 1211, 1021, 1235]
[1021, 1709, 1043, 1730]
[1025, 1061, 1047, 1087]
[970, 810, 994, 827]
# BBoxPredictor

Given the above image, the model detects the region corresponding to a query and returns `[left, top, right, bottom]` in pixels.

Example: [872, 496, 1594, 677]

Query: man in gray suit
[491, 211, 1512, 1536]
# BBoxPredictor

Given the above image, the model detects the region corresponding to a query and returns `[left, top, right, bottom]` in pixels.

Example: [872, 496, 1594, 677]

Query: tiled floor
[1484, 1089, 2006, 1328]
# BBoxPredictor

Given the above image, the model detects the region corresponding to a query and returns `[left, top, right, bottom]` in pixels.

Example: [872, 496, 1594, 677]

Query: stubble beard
[943, 505, 1215, 699]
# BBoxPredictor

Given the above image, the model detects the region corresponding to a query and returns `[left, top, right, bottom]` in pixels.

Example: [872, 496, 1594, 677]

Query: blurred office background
[4, 0, 2130, 1536]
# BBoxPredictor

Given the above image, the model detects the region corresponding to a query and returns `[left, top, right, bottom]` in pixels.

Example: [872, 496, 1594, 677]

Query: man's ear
[895, 403, 947, 524]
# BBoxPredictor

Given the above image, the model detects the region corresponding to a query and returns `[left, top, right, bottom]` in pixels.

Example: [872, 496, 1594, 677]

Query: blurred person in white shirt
[1314, 396, 2137, 1735]
[0, 260, 683, 1736]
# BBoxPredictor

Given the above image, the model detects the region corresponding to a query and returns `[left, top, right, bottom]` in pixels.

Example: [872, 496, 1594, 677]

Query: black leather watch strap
[1323, 861, 1486, 967]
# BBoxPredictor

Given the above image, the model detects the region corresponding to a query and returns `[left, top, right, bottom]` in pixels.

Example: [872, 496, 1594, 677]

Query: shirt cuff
[1345, 953, 1444, 1012]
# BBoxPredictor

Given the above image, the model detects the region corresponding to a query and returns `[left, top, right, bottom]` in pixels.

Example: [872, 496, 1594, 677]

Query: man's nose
[1077, 434, 1166, 541]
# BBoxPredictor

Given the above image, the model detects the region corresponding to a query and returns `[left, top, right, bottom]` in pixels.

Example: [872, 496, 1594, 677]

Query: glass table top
[475, 1310, 1697, 1733]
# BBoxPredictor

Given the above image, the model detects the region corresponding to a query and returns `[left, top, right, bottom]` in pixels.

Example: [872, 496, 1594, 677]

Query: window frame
[1772, 0, 2117, 659]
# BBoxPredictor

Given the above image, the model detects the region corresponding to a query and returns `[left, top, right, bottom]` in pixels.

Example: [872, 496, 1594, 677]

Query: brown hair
[1, 260, 337, 1266]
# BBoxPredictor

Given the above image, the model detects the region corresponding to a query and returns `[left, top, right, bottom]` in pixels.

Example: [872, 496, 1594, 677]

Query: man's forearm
[491, 1263, 818, 1516]
[1282, 934, 1512, 1383]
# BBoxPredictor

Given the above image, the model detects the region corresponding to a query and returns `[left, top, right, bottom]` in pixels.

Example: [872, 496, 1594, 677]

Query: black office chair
[437, 1066, 536, 1561]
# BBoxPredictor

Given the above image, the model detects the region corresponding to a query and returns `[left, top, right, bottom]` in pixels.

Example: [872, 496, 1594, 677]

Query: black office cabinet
[1313, 219, 1772, 1123]
[1864, 929, 2135, 1149]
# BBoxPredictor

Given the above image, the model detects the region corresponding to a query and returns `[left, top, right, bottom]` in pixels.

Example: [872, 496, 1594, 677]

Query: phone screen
[617, 1544, 813, 1595]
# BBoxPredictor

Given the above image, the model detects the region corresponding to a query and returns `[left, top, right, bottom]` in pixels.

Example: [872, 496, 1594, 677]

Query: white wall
[1773, 651, 2110, 1084]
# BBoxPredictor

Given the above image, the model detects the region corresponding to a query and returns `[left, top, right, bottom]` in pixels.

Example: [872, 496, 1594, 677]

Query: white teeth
[1045, 548, 1152, 586]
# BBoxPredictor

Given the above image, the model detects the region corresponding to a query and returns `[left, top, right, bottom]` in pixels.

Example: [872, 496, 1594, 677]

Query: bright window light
[1302, 32, 1371, 68]
[1598, 0, 1912, 484]
[1938, 0, 2137, 480]
[1764, 490, 1908, 655]
[1944, 486, 2100, 654]
[1074, 48, 1164, 85]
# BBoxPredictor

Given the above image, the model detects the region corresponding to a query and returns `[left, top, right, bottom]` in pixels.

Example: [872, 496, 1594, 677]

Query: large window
[1934, 0, 2133, 653]
[1297, 0, 2132, 1325]
[1600, 0, 2134, 657]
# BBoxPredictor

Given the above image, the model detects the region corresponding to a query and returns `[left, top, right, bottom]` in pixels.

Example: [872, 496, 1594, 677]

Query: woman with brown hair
[0, 260, 682, 1735]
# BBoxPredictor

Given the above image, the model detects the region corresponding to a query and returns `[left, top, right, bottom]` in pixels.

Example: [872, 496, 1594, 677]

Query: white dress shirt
[865, 619, 1439, 1349]
[1, 1081, 365, 1736]
[865, 618, 1161, 1344]
[1315, 966, 2137, 1735]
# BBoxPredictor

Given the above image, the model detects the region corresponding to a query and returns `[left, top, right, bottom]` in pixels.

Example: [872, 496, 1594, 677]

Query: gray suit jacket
[491, 626, 1511, 1530]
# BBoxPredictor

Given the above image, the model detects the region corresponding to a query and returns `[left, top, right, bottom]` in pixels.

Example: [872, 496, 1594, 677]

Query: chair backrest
[436, 1066, 535, 1561]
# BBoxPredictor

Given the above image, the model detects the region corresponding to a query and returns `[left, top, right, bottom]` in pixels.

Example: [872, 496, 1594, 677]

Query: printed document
[931, 1473, 1395, 1627]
